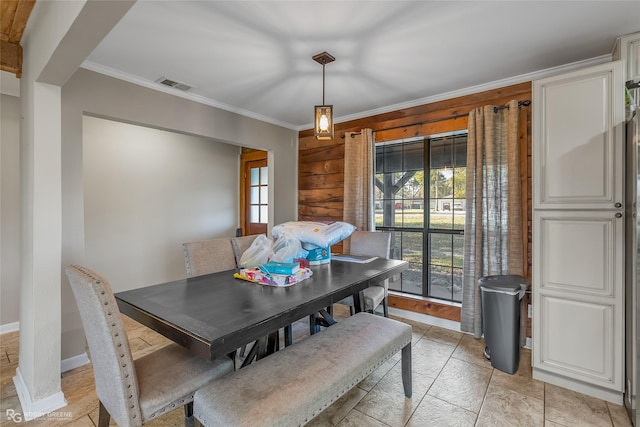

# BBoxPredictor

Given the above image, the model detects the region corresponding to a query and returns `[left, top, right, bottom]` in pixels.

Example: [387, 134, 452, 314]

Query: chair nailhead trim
[71, 265, 145, 423]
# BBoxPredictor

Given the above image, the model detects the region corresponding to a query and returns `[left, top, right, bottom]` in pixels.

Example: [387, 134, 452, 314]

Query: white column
[14, 81, 66, 416]
[14, 1, 134, 419]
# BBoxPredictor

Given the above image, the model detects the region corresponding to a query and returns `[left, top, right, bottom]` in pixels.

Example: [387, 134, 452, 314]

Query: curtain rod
[493, 100, 531, 113]
[340, 99, 531, 138]
[341, 131, 362, 139]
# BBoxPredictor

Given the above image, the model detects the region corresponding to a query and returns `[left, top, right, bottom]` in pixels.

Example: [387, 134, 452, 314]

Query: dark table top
[115, 258, 408, 360]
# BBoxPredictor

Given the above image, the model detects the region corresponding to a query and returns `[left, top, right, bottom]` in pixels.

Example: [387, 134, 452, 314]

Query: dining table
[114, 257, 408, 361]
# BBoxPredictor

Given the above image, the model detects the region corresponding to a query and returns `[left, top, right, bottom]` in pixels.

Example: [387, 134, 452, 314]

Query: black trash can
[478, 275, 528, 374]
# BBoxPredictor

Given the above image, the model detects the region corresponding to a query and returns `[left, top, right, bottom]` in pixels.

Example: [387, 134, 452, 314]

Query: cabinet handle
[614, 203, 622, 208]
[615, 213, 623, 218]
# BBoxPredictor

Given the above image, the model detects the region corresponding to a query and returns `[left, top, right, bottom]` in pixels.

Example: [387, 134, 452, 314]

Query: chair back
[182, 238, 237, 277]
[231, 234, 261, 267]
[350, 231, 392, 292]
[65, 265, 143, 427]
[350, 231, 391, 259]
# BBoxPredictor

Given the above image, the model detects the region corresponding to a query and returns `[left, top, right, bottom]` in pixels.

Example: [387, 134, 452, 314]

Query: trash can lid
[478, 275, 528, 293]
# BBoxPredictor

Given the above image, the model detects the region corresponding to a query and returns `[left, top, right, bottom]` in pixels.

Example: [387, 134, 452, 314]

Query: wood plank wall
[298, 82, 533, 327]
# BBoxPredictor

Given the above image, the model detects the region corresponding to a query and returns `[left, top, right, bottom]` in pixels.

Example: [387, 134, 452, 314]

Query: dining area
[59, 228, 412, 426]
[2, 267, 629, 426]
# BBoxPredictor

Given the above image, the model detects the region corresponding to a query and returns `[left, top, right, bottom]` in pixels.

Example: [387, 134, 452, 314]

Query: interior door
[243, 158, 268, 236]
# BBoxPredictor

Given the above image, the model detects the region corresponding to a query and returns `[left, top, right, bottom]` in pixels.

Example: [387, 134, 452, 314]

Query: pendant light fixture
[313, 51, 335, 140]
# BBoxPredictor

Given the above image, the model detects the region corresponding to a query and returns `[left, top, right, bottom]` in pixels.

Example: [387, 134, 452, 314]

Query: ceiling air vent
[156, 76, 192, 91]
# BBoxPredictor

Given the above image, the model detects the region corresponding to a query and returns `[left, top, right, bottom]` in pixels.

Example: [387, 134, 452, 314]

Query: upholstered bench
[193, 312, 412, 427]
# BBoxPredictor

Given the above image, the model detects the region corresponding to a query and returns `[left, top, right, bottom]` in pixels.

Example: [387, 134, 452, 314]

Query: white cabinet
[533, 61, 624, 209]
[614, 32, 640, 84]
[533, 211, 624, 391]
[532, 61, 625, 403]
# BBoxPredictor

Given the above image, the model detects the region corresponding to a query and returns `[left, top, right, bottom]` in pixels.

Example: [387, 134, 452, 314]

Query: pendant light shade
[314, 105, 333, 140]
[313, 52, 335, 140]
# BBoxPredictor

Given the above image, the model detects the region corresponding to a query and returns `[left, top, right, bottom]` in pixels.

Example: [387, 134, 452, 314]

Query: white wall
[1, 94, 21, 326]
[60, 68, 299, 359]
[82, 116, 240, 290]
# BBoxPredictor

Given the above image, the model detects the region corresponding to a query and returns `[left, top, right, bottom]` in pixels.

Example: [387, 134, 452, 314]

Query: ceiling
[10, 1, 640, 131]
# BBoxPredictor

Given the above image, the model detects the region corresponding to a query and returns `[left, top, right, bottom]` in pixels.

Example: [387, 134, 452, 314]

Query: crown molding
[309, 54, 612, 131]
[80, 60, 299, 130]
[81, 54, 612, 133]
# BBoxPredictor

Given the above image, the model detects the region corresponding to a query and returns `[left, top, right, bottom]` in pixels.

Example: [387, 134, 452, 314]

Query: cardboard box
[303, 244, 331, 265]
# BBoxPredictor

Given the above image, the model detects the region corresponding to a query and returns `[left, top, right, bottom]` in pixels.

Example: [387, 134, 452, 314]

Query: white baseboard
[1, 323, 90, 373]
[61, 353, 90, 373]
[389, 307, 534, 349]
[13, 367, 67, 421]
[1, 321, 19, 334]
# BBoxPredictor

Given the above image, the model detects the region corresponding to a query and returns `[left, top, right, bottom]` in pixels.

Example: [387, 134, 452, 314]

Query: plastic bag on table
[271, 221, 356, 247]
[270, 233, 308, 263]
[239, 234, 272, 268]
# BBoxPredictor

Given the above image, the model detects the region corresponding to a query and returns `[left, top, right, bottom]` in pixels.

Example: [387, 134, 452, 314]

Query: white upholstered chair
[336, 231, 392, 317]
[65, 265, 233, 427]
[183, 235, 266, 364]
[182, 238, 237, 277]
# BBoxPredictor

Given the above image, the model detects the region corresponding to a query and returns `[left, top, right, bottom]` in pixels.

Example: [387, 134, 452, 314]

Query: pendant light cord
[322, 64, 326, 105]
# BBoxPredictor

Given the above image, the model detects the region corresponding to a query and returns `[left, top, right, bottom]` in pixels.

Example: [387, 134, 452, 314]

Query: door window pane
[249, 165, 269, 224]
[251, 187, 259, 204]
[250, 206, 259, 223]
[260, 206, 268, 224]
[260, 166, 268, 185]
[250, 168, 259, 186]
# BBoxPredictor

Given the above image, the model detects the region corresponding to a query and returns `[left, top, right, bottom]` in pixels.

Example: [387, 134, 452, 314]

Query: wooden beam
[375, 116, 468, 143]
[0, 39, 21, 76]
[8, 0, 35, 42]
[0, 0, 34, 76]
[0, 0, 19, 40]
[389, 295, 461, 322]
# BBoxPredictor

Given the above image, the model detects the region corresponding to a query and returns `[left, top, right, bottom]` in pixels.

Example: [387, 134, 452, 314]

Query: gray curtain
[343, 129, 374, 254]
[461, 100, 524, 338]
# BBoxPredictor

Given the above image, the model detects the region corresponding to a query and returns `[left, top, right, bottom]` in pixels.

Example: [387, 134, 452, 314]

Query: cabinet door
[533, 210, 624, 391]
[535, 295, 621, 390]
[533, 61, 624, 209]
[534, 210, 624, 298]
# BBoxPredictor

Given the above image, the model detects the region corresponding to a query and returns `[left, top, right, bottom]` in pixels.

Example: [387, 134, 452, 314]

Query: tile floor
[0, 308, 634, 427]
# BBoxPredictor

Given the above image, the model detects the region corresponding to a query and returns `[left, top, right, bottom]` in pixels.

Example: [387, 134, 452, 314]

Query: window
[375, 132, 467, 302]
[250, 164, 268, 224]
